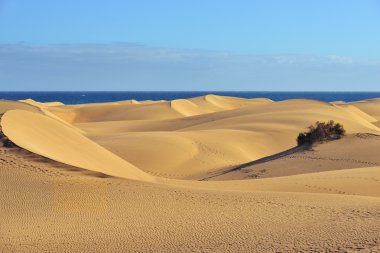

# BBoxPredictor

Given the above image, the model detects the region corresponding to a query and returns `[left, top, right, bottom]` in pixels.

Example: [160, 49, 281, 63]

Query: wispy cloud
[0, 43, 379, 91]
[327, 55, 354, 65]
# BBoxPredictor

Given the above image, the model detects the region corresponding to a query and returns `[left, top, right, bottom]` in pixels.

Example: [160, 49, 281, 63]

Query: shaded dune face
[0, 109, 153, 182]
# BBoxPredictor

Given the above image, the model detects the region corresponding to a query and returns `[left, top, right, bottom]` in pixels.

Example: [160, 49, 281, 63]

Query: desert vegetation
[297, 120, 346, 146]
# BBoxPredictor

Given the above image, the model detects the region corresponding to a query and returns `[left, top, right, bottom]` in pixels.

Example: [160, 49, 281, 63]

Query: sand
[1, 109, 153, 181]
[1, 95, 380, 252]
[75, 98, 379, 179]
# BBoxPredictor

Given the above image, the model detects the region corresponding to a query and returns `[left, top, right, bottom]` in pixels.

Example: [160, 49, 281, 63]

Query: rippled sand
[1, 95, 380, 252]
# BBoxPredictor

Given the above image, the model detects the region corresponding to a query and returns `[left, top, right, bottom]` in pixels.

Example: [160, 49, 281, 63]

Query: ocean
[0, 91, 379, 105]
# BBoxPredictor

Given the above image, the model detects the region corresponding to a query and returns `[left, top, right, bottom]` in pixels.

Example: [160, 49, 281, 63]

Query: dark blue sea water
[0, 91, 379, 105]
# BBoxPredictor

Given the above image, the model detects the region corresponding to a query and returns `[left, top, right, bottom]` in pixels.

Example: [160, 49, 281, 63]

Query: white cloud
[328, 55, 354, 65]
[0, 43, 379, 91]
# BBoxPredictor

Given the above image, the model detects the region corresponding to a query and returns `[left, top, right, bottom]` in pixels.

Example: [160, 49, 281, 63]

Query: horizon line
[1, 91, 380, 93]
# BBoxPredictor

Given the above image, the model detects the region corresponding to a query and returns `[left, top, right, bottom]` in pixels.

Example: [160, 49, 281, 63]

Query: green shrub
[297, 120, 345, 146]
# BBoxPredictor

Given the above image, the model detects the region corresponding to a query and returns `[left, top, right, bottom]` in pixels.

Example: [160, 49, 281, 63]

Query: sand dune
[45, 95, 273, 123]
[21, 98, 65, 107]
[176, 165, 380, 197]
[75, 98, 380, 179]
[347, 98, 380, 120]
[247, 165, 380, 197]
[206, 133, 380, 180]
[1, 109, 153, 181]
[3, 96, 379, 180]
[0, 99, 42, 114]
[1, 95, 380, 252]
[173, 94, 273, 116]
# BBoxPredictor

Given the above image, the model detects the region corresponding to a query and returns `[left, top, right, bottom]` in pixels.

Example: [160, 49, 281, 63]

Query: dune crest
[45, 95, 273, 124]
[21, 98, 65, 107]
[0, 100, 42, 114]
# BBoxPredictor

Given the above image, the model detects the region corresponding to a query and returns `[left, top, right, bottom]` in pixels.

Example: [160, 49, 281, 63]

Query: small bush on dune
[297, 120, 346, 146]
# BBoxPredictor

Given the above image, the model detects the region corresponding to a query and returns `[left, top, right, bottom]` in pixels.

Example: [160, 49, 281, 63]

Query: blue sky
[0, 0, 379, 91]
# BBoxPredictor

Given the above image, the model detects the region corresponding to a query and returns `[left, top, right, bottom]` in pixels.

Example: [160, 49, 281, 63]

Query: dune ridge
[2, 95, 380, 252]
[3, 96, 380, 180]
[70, 98, 380, 179]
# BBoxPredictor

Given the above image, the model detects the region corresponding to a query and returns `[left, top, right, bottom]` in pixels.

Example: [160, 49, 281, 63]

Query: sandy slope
[1, 146, 380, 252]
[1, 110, 153, 181]
[75, 98, 380, 179]
[207, 133, 380, 180]
[347, 98, 380, 120]
[1, 96, 380, 252]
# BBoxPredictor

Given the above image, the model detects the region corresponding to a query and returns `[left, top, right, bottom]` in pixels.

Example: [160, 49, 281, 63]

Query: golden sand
[1, 95, 380, 252]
